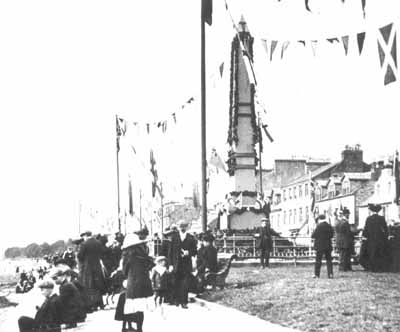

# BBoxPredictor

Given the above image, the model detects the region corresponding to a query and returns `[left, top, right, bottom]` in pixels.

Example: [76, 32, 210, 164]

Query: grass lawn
[199, 264, 400, 332]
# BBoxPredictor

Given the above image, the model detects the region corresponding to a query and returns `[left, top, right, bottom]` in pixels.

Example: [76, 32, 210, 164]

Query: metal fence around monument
[152, 235, 363, 264]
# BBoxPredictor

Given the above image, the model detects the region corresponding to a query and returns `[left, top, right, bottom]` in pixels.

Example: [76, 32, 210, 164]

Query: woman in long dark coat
[117, 232, 154, 332]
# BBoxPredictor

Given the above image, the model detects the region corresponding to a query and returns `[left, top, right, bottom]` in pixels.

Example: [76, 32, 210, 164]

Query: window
[283, 211, 287, 224]
[388, 182, 392, 195]
[305, 183, 309, 196]
[299, 185, 303, 198]
[305, 206, 309, 221]
[289, 210, 292, 224]
[328, 182, 336, 199]
[283, 190, 286, 201]
[342, 179, 350, 195]
[277, 214, 280, 227]
[289, 188, 292, 199]
[299, 207, 303, 223]
[293, 209, 297, 224]
[316, 188, 321, 201]
[376, 184, 381, 196]
[293, 187, 297, 199]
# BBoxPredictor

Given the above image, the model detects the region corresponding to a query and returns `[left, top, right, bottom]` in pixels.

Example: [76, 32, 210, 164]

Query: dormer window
[315, 187, 321, 201]
[328, 182, 336, 199]
[342, 179, 351, 195]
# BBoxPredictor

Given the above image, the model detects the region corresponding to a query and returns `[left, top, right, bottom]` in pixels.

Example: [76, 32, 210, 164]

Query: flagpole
[258, 112, 263, 197]
[116, 114, 121, 233]
[201, 0, 208, 232]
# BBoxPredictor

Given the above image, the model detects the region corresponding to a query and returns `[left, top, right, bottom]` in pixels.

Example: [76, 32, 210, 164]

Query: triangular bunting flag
[380, 23, 393, 45]
[270, 40, 278, 61]
[357, 32, 366, 55]
[311, 40, 317, 57]
[342, 36, 349, 55]
[391, 32, 397, 68]
[327, 38, 339, 44]
[281, 41, 290, 59]
[384, 64, 396, 85]
[298, 40, 306, 47]
[172, 113, 177, 123]
[219, 62, 224, 77]
[146, 123, 150, 134]
[261, 39, 268, 57]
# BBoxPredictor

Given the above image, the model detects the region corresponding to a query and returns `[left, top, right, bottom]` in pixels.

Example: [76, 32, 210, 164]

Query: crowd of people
[312, 203, 400, 277]
[15, 220, 219, 332]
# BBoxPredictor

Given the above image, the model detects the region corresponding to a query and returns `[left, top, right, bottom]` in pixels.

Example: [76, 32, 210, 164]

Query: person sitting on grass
[312, 214, 334, 279]
[18, 280, 61, 332]
[50, 266, 85, 328]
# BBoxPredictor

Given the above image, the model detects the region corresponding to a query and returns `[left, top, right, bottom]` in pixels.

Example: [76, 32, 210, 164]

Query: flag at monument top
[202, 0, 212, 26]
[377, 23, 398, 85]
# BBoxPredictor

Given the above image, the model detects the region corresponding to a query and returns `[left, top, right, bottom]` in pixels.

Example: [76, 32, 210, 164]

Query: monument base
[228, 211, 265, 230]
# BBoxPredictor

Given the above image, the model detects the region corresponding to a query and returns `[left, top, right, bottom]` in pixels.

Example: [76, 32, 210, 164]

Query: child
[115, 280, 136, 332]
[150, 256, 169, 316]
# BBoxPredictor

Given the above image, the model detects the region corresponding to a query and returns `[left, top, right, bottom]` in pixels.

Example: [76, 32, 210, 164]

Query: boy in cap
[335, 207, 353, 272]
[196, 233, 218, 290]
[18, 280, 61, 332]
[150, 256, 169, 316]
[311, 214, 334, 278]
[255, 217, 280, 268]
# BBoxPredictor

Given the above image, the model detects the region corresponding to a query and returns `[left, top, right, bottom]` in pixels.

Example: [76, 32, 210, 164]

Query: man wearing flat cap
[168, 219, 197, 308]
[362, 204, 389, 272]
[255, 218, 280, 269]
[18, 280, 61, 332]
[312, 214, 334, 278]
[335, 207, 353, 272]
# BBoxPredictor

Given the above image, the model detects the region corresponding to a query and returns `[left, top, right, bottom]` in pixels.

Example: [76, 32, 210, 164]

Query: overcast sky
[0, 0, 399, 251]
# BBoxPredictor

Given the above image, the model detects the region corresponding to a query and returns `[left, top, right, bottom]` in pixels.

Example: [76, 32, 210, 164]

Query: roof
[285, 162, 339, 186]
[343, 172, 371, 181]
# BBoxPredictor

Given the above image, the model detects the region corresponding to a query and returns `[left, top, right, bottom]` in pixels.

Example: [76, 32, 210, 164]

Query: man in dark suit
[362, 204, 389, 272]
[77, 231, 107, 311]
[196, 233, 218, 291]
[335, 208, 353, 271]
[168, 220, 197, 308]
[312, 214, 334, 278]
[18, 280, 61, 332]
[255, 218, 280, 268]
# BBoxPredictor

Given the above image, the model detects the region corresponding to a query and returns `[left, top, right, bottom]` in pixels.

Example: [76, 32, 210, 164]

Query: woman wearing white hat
[120, 231, 154, 332]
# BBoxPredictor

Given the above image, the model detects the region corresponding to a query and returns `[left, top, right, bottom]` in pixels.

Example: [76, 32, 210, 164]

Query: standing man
[362, 204, 389, 272]
[255, 218, 280, 269]
[77, 231, 107, 312]
[312, 214, 334, 279]
[168, 220, 197, 309]
[335, 207, 353, 272]
[63, 247, 76, 269]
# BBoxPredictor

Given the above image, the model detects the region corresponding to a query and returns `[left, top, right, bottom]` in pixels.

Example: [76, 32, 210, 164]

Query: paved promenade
[2, 295, 299, 332]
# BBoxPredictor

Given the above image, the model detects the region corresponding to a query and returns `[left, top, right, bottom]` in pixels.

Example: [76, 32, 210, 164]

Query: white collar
[179, 231, 187, 241]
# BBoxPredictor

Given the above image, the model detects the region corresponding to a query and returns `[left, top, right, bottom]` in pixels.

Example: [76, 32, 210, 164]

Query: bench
[204, 254, 237, 290]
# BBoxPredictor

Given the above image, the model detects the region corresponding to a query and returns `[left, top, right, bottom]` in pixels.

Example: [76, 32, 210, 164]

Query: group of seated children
[16, 271, 37, 294]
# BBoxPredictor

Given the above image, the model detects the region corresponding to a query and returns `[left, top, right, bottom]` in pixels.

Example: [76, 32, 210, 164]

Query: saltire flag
[377, 23, 397, 85]
[357, 32, 366, 55]
[394, 150, 400, 204]
[202, 0, 213, 26]
[342, 35, 349, 55]
[310, 180, 316, 214]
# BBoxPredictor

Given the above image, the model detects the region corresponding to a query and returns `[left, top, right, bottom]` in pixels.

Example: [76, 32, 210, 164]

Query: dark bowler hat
[342, 207, 350, 215]
[317, 214, 326, 221]
[368, 203, 382, 213]
[203, 233, 215, 243]
[261, 217, 269, 222]
[80, 231, 92, 237]
[38, 280, 55, 289]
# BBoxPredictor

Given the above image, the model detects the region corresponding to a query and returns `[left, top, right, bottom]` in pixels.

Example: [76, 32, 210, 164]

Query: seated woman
[50, 266, 86, 328]
[196, 233, 218, 291]
[18, 280, 61, 332]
